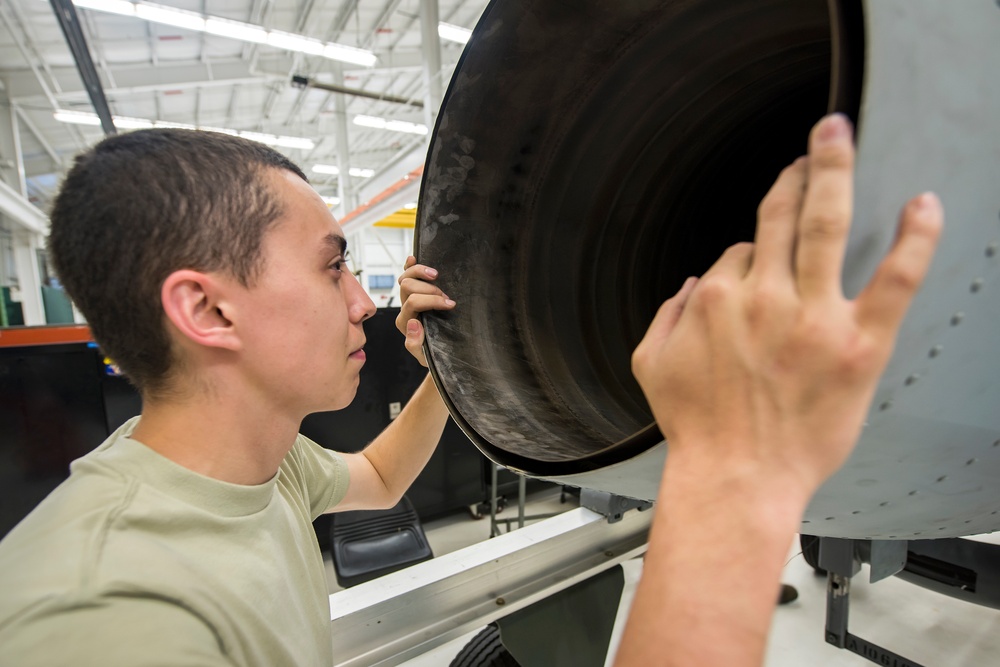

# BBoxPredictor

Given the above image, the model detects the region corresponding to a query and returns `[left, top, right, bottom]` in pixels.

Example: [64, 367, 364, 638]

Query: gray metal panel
[804, 0, 1000, 539]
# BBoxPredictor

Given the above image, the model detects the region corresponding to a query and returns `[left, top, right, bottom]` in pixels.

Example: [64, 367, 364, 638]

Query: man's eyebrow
[322, 233, 348, 256]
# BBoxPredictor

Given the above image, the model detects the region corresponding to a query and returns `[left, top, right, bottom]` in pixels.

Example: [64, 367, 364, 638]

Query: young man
[0, 112, 942, 667]
[0, 129, 455, 665]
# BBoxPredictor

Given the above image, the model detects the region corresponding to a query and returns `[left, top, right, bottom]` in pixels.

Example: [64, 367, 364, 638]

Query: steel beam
[48, 0, 115, 135]
[0, 179, 47, 235]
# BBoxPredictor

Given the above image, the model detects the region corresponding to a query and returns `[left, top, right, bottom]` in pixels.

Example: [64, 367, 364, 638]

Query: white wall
[348, 226, 415, 308]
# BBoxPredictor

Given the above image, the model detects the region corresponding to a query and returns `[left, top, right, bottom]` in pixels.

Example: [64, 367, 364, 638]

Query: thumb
[647, 276, 699, 343]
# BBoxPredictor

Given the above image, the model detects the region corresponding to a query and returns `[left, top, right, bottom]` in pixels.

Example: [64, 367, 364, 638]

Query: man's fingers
[399, 276, 447, 301]
[404, 319, 428, 367]
[398, 263, 438, 286]
[702, 242, 755, 282]
[752, 156, 808, 280]
[795, 114, 855, 297]
[396, 293, 455, 334]
[855, 192, 943, 334]
[658, 276, 699, 333]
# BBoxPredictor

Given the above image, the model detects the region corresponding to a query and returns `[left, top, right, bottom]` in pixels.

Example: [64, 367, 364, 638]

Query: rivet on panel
[879, 501, 889, 507]
[987, 242, 998, 258]
[950, 312, 964, 326]
[967, 458, 978, 466]
[938, 526, 947, 531]
[929, 345, 943, 358]
[879, 401, 892, 411]
[904, 374, 920, 386]
[908, 490, 918, 496]
[970, 278, 984, 293]
[852, 510, 861, 515]
[993, 439, 1000, 448]
[936, 475, 947, 483]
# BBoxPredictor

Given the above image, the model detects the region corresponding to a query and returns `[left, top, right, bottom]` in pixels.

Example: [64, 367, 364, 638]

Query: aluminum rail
[328, 506, 652, 667]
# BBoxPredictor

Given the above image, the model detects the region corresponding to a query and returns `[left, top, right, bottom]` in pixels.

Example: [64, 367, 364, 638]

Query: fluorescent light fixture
[353, 115, 386, 130]
[312, 165, 375, 178]
[271, 135, 315, 150]
[204, 17, 267, 43]
[321, 196, 341, 206]
[53, 110, 102, 126]
[353, 115, 428, 135]
[72, 0, 135, 16]
[237, 131, 314, 150]
[135, 2, 205, 31]
[53, 110, 315, 149]
[112, 116, 154, 129]
[323, 43, 378, 67]
[154, 120, 196, 130]
[385, 120, 428, 135]
[267, 31, 324, 56]
[438, 23, 472, 45]
[70, 0, 376, 66]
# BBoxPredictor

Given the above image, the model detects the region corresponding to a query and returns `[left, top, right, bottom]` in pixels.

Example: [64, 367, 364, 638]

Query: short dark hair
[48, 128, 308, 396]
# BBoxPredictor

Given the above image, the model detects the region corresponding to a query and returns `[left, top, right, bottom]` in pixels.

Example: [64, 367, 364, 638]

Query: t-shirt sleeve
[288, 434, 351, 518]
[0, 596, 233, 667]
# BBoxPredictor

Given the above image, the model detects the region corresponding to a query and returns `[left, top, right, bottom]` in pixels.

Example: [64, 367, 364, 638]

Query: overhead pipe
[291, 75, 424, 108]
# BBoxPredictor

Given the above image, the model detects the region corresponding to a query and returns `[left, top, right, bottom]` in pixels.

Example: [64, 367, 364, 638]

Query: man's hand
[633, 112, 944, 502]
[395, 255, 455, 367]
[615, 113, 943, 667]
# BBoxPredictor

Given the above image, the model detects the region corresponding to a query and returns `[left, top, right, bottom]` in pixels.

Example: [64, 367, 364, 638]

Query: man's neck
[130, 387, 301, 486]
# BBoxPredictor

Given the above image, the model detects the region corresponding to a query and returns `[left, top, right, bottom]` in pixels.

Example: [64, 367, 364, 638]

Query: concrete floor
[327, 488, 1000, 666]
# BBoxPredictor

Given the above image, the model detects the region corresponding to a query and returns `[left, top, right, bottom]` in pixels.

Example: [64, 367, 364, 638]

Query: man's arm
[334, 257, 454, 511]
[615, 113, 943, 666]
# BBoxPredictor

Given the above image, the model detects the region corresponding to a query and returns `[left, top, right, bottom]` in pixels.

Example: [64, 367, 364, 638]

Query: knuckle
[696, 274, 735, 304]
[802, 210, 846, 240]
[879, 262, 921, 293]
[745, 282, 782, 321]
[758, 191, 796, 220]
[836, 338, 879, 378]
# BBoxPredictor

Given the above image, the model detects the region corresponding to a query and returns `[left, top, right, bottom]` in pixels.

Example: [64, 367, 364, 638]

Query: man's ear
[161, 270, 242, 352]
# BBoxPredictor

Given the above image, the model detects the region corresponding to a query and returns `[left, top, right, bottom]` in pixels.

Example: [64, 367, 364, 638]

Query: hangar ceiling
[0, 0, 488, 218]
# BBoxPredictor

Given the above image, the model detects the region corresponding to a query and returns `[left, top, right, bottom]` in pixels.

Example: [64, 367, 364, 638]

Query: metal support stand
[825, 572, 927, 667]
[819, 537, 927, 667]
[489, 465, 561, 537]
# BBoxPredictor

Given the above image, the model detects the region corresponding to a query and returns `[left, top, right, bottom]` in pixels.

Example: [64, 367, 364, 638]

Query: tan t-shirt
[0, 417, 349, 666]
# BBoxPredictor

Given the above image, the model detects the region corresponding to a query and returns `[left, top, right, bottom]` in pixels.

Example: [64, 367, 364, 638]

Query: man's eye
[329, 259, 345, 273]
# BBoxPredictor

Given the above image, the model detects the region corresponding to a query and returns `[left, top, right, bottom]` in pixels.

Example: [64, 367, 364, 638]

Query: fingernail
[425, 268, 438, 278]
[444, 298, 456, 307]
[915, 191, 940, 210]
[817, 113, 851, 142]
[407, 320, 420, 334]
